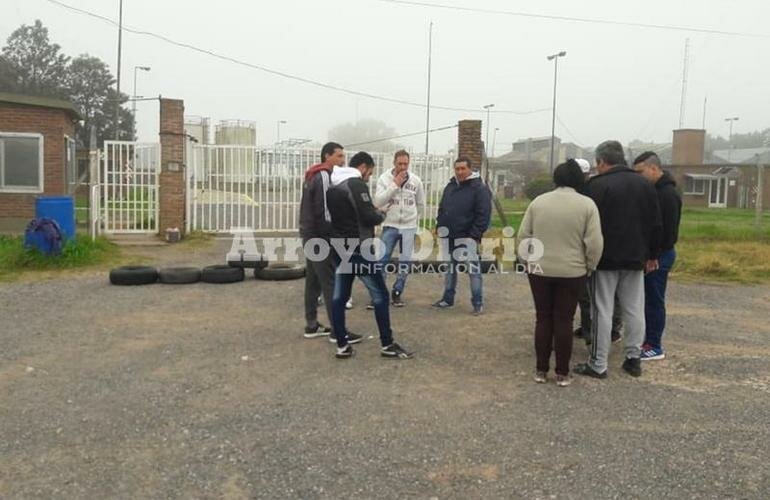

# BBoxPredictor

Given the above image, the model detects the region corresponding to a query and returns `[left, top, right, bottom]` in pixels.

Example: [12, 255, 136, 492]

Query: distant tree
[329, 119, 403, 152]
[0, 20, 69, 97]
[68, 54, 134, 147]
[706, 129, 770, 151]
[0, 21, 135, 148]
[524, 175, 554, 200]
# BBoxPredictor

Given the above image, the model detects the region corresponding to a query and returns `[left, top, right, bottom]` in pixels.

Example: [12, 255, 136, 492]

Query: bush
[524, 176, 554, 200]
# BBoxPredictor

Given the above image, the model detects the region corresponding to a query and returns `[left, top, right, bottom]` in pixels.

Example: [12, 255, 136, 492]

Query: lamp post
[547, 50, 567, 173]
[483, 104, 495, 160]
[113, 0, 123, 140]
[492, 127, 499, 158]
[132, 66, 151, 130]
[725, 116, 739, 162]
[277, 120, 287, 145]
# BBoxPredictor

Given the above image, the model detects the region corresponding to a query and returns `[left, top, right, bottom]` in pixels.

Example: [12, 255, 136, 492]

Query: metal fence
[187, 145, 453, 233]
[96, 141, 160, 234]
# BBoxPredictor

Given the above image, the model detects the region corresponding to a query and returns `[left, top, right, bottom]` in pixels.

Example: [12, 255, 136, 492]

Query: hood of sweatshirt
[452, 170, 481, 185]
[331, 165, 362, 186]
[656, 170, 677, 189]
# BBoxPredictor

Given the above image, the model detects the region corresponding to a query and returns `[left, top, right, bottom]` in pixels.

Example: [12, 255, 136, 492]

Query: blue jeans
[644, 248, 676, 349]
[332, 253, 393, 348]
[379, 226, 416, 295]
[441, 240, 483, 308]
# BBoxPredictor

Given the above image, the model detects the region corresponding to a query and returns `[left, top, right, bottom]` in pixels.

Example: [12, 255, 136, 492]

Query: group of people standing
[518, 140, 681, 386]
[299, 142, 490, 360]
[298, 139, 681, 385]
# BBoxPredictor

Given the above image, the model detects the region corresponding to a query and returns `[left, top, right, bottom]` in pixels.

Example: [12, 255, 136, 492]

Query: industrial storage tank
[215, 120, 257, 146]
[184, 116, 211, 145]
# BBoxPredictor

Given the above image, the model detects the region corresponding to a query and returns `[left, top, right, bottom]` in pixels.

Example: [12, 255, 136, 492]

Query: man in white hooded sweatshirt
[372, 150, 425, 307]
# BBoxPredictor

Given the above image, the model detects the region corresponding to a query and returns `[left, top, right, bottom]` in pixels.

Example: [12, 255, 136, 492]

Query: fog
[3, 0, 768, 154]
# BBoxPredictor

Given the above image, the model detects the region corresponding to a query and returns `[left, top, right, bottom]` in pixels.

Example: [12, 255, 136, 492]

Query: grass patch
[0, 235, 122, 281]
[487, 199, 770, 284]
[674, 240, 770, 284]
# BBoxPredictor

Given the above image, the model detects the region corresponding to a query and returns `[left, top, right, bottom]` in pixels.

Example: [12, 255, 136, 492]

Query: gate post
[159, 98, 186, 238]
[457, 120, 483, 171]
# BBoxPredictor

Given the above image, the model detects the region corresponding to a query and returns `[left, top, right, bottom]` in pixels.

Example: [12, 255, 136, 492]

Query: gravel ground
[1, 239, 769, 499]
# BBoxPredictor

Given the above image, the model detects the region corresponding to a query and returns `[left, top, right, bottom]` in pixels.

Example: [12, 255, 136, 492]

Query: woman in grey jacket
[517, 160, 604, 386]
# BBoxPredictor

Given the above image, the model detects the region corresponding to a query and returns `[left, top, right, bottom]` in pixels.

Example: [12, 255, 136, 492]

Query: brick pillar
[458, 120, 483, 171]
[159, 98, 186, 237]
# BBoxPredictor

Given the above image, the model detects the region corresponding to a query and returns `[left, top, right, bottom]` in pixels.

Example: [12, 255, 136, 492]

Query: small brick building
[0, 92, 81, 232]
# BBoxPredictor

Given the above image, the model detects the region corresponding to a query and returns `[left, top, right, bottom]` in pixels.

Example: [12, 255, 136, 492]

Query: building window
[684, 176, 706, 195]
[0, 133, 44, 192]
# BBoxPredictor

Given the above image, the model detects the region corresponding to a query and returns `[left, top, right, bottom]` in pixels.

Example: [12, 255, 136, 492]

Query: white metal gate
[187, 146, 453, 233]
[98, 141, 160, 233]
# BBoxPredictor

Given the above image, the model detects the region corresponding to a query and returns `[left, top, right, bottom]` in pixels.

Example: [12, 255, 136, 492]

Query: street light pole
[547, 51, 567, 173]
[483, 104, 495, 161]
[492, 127, 499, 158]
[725, 116, 739, 162]
[114, 0, 124, 140]
[132, 66, 151, 138]
[424, 21, 433, 157]
[277, 120, 287, 145]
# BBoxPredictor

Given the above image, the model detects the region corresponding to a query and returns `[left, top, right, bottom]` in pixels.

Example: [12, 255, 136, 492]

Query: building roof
[0, 92, 82, 120]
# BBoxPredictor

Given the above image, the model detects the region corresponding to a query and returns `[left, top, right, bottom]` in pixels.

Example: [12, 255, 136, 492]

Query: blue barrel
[35, 196, 76, 241]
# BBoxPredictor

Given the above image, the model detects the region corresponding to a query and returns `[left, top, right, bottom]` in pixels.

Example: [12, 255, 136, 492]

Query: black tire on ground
[159, 267, 201, 284]
[201, 265, 245, 284]
[254, 263, 306, 281]
[227, 255, 269, 269]
[109, 266, 159, 286]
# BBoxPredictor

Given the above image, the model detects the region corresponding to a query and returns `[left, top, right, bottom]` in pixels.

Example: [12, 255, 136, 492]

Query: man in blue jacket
[433, 156, 492, 315]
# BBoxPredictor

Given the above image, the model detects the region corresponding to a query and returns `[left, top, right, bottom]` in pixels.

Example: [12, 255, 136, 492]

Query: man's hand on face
[394, 170, 408, 187]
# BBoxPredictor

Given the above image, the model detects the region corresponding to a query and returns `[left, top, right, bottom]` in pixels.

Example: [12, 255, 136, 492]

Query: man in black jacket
[327, 151, 413, 360]
[574, 141, 662, 379]
[433, 156, 492, 315]
[299, 142, 361, 345]
[633, 151, 682, 361]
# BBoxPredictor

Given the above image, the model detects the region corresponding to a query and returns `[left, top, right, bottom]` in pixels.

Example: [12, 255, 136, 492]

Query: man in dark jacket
[299, 142, 361, 345]
[432, 156, 492, 315]
[574, 141, 662, 379]
[633, 151, 682, 361]
[326, 151, 413, 360]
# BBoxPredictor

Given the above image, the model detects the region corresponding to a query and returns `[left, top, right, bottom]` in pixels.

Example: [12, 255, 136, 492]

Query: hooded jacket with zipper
[373, 169, 426, 229]
[654, 171, 682, 253]
[299, 163, 333, 240]
[327, 166, 385, 254]
[585, 165, 663, 271]
[436, 171, 492, 241]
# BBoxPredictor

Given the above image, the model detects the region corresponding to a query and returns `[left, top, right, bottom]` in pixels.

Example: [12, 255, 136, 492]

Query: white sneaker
[345, 298, 353, 310]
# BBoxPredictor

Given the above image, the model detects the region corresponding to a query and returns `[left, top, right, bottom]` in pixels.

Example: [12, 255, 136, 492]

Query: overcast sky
[3, 0, 769, 155]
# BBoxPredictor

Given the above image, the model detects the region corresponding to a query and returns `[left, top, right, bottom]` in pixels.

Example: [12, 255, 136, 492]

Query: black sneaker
[611, 331, 623, 343]
[335, 344, 354, 359]
[303, 323, 331, 339]
[381, 343, 413, 359]
[431, 300, 452, 309]
[622, 357, 642, 377]
[366, 302, 375, 310]
[573, 363, 608, 379]
[391, 290, 404, 307]
[329, 331, 363, 345]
